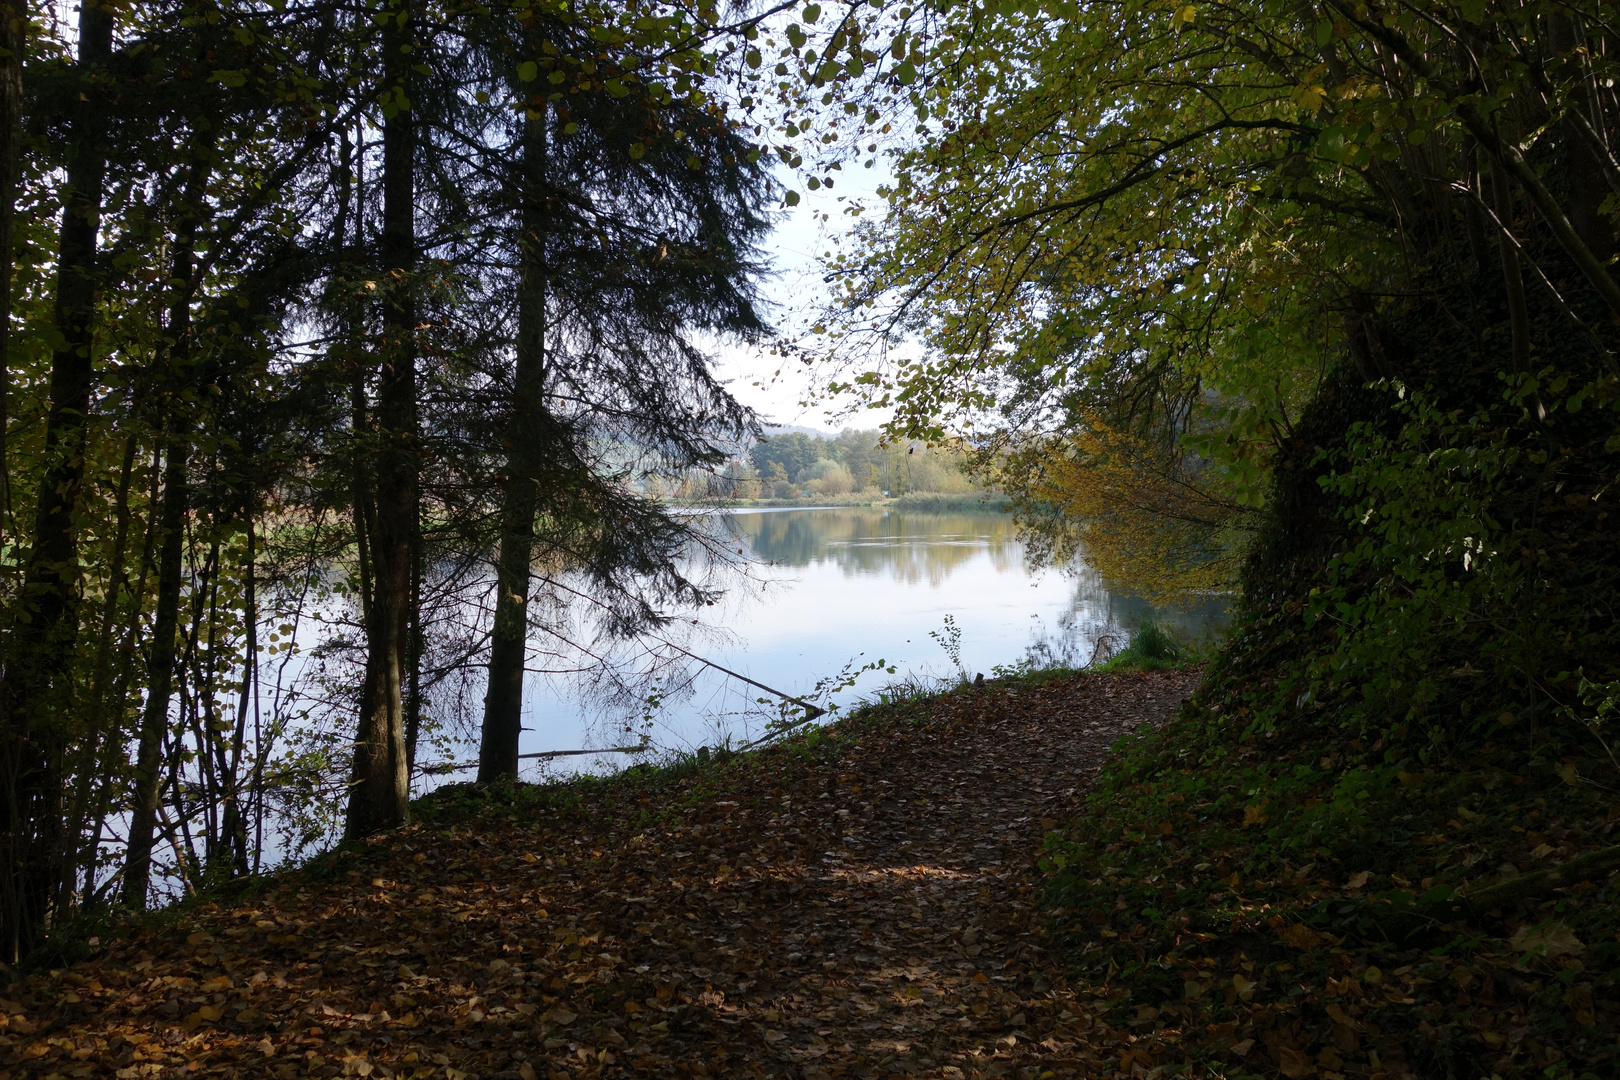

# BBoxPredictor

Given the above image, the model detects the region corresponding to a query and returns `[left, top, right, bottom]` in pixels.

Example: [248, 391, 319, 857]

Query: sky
[708, 160, 896, 435]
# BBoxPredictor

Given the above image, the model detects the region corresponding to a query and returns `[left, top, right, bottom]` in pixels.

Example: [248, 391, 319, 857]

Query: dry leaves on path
[5, 668, 1199, 1080]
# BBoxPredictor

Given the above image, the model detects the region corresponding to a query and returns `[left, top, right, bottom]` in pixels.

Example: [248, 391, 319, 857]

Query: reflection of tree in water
[1021, 558, 1232, 669]
[730, 509, 1020, 586]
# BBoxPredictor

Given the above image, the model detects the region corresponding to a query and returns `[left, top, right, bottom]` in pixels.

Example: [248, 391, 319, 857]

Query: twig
[415, 745, 650, 776]
[653, 637, 827, 721]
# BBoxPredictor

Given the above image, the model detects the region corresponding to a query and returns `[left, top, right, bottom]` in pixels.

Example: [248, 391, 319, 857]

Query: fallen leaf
[1511, 921, 1585, 957]
[1276, 1044, 1312, 1077]
[1279, 924, 1322, 948]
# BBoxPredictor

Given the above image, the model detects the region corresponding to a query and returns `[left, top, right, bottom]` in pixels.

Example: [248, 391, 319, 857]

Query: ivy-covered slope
[1041, 258, 1620, 1079]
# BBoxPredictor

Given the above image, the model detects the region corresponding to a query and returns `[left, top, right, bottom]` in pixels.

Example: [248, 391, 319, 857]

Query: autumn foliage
[1010, 416, 1250, 607]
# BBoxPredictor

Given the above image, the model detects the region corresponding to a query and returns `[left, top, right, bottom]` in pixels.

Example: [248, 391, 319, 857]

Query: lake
[507, 507, 1229, 776]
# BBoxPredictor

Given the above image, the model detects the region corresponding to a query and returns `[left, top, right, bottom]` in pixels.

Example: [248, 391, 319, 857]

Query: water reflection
[526, 508, 1232, 762]
[730, 508, 1021, 585]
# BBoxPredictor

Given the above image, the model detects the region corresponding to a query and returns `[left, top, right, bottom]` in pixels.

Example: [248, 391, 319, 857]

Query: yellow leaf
[1345, 870, 1370, 890]
[520, 1065, 538, 1080]
[201, 976, 232, 991]
[186, 931, 211, 945]
[198, 1005, 223, 1022]
[1294, 84, 1326, 111]
[1280, 924, 1322, 948]
[1243, 804, 1267, 826]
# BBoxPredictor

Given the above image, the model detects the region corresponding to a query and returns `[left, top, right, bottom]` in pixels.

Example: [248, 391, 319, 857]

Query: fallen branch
[1364, 843, 1620, 937]
[1446, 843, 1620, 915]
[518, 746, 648, 761]
[415, 746, 648, 776]
[654, 638, 826, 721]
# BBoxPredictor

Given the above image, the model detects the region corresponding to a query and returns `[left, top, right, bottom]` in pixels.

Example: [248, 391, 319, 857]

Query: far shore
[661, 492, 1009, 512]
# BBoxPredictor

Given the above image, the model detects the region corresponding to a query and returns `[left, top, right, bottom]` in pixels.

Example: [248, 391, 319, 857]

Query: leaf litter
[0, 668, 1199, 1080]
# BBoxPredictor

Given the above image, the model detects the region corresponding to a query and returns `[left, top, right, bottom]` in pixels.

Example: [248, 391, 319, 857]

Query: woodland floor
[8, 668, 1201, 1080]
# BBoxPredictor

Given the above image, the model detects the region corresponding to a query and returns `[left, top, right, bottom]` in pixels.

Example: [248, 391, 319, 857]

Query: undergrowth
[1038, 264, 1620, 1078]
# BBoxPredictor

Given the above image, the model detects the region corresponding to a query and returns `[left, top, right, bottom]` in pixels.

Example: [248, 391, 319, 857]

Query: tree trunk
[63, 432, 136, 904]
[479, 104, 548, 783]
[345, 2, 416, 838]
[0, 0, 111, 963]
[123, 156, 209, 910]
[121, 432, 188, 910]
[0, 0, 25, 519]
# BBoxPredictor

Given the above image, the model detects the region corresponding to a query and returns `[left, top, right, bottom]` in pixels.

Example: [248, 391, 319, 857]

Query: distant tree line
[730, 429, 979, 498]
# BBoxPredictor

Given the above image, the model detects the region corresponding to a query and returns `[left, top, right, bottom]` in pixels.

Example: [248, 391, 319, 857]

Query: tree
[774, 0, 1620, 719]
[750, 431, 819, 482]
[470, 2, 772, 782]
[780, 0, 1614, 476]
[0, 0, 113, 964]
[344, 0, 419, 841]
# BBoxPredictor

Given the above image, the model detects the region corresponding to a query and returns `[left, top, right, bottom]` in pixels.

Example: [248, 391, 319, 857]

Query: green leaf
[803, 3, 822, 23]
[745, 48, 762, 69]
[517, 60, 539, 82]
[895, 60, 916, 85]
[784, 190, 801, 206]
[629, 142, 646, 159]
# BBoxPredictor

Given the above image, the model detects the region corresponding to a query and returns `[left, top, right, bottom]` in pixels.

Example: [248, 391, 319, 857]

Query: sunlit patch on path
[20, 669, 1198, 1079]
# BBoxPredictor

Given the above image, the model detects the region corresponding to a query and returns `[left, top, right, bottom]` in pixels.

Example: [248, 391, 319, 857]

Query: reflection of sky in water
[515, 508, 1229, 778]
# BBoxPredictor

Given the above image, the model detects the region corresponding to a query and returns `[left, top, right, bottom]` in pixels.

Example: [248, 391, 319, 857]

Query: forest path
[35, 669, 1200, 1080]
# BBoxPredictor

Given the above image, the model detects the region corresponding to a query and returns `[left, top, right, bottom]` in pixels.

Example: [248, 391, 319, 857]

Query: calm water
[509, 507, 1228, 776]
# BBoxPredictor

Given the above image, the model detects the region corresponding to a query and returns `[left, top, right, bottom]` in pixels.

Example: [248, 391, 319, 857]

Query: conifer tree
[470, 8, 771, 782]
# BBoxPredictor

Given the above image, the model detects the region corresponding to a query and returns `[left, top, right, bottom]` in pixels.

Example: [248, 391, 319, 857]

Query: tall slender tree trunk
[0, 0, 111, 963]
[1490, 157, 1531, 377]
[63, 431, 136, 903]
[345, 2, 416, 838]
[221, 506, 256, 879]
[122, 157, 209, 909]
[479, 104, 548, 783]
[0, 0, 25, 521]
[121, 433, 188, 909]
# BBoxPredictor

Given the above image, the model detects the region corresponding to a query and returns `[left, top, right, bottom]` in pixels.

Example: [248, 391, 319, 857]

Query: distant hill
[760, 421, 840, 439]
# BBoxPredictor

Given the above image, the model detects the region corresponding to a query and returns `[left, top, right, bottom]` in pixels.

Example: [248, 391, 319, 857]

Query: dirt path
[22, 669, 1199, 1080]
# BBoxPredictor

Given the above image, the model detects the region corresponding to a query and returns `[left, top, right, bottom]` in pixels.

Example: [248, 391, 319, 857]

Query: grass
[1095, 617, 1190, 671]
